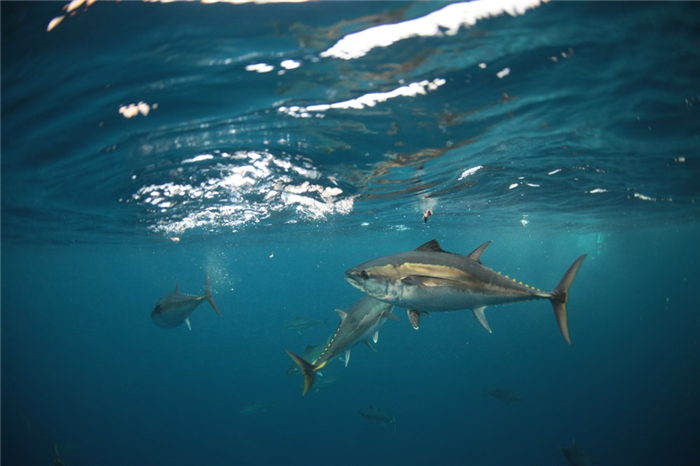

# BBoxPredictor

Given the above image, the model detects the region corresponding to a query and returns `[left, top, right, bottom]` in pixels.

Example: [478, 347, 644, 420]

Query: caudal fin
[550, 255, 587, 344]
[284, 350, 327, 396]
[204, 274, 223, 318]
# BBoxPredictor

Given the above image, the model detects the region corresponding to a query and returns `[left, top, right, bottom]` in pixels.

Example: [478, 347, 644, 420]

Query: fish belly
[151, 303, 200, 328]
[398, 285, 532, 312]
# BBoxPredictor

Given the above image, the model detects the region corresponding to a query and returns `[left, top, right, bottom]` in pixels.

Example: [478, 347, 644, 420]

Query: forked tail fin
[205, 274, 223, 318]
[550, 255, 587, 344]
[284, 350, 327, 396]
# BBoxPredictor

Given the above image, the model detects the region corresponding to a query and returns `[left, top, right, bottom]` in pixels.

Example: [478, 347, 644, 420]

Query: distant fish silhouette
[358, 405, 396, 433]
[561, 439, 592, 466]
[313, 375, 341, 393]
[485, 388, 524, 405]
[53, 443, 65, 466]
[283, 316, 327, 332]
[151, 274, 221, 330]
[239, 401, 274, 415]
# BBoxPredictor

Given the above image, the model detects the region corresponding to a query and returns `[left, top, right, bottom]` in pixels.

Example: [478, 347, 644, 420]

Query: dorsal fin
[467, 240, 492, 264]
[415, 240, 446, 253]
[335, 309, 347, 322]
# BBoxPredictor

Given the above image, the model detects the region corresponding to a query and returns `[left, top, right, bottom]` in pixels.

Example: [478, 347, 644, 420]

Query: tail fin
[284, 350, 327, 396]
[204, 274, 223, 318]
[550, 255, 587, 344]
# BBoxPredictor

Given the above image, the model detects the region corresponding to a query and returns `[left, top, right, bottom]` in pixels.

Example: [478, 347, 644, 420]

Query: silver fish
[345, 239, 586, 344]
[285, 296, 397, 395]
[151, 275, 221, 330]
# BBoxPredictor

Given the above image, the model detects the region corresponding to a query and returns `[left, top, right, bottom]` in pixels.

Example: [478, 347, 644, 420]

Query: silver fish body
[285, 296, 397, 395]
[151, 275, 221, 330]
[345, 240, 585, 344]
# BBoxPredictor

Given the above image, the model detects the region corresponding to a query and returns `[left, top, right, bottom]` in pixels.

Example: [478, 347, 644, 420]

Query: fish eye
[360, 270, 370, 280]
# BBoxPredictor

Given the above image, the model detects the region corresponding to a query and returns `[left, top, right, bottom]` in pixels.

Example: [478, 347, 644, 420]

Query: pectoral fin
[372, 331, 379, 344]
[407, 309, 426, 330]
[185, 317, 192, 331]
[343, 349, 351, 367]
[472, 306, 492, 333]
[365, 340, 377, 352]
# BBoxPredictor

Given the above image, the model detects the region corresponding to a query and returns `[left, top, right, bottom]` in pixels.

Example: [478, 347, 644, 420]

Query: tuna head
[345, 260, 403, 304]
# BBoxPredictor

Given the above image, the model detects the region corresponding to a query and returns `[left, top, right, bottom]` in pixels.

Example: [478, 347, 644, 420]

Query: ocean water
[2, 1, 699, 465]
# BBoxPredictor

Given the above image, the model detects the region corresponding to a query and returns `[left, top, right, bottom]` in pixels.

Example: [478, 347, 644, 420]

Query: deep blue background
[2, 1, 700, 465]
[3, 225, 699, 465]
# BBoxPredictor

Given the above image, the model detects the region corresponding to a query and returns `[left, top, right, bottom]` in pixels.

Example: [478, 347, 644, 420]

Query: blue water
[2, 1, 699, 465]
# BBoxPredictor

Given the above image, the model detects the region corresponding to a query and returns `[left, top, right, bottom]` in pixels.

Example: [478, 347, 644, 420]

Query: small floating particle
[269, 252, 274, 258]
[169, 237, 180, 243]
[496, 67, 511, 79]
[119, 102, 154, 118]
[245, 63, 274, 73]
[47, 16, 65, 32]
[280, 59, 301, 70]
[65, 0, 86, 13]
[478, 62, 487, 69]
[422, 208, 433, 224]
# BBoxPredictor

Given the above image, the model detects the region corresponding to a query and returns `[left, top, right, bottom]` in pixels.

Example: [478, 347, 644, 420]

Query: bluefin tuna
[345, 240, 586, 344]
[151, 275, 222, 330]
[285, 296, 397, 395]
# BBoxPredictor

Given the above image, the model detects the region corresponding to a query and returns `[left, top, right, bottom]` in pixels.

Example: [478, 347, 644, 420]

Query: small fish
[239, 401, 274, 415]
[358, 405, 396, 433]
[422, 208, 433, 224]
[151, 274, 222, 330]
[283, 316, 327, 332]
[485, 388, 524, 405]
[285, 296, 398, 395]
[345, 239, 586, 344]
[561, 439, 592, 466]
